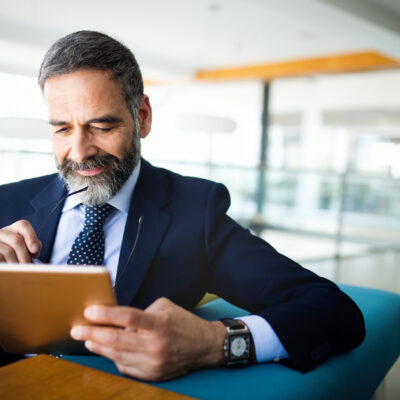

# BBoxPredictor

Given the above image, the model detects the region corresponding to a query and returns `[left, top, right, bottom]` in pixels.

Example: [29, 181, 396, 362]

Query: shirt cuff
[236, 315, 289, 363]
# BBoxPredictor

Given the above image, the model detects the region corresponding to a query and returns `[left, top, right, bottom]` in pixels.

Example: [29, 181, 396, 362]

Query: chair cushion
[65, 285, 400, 400]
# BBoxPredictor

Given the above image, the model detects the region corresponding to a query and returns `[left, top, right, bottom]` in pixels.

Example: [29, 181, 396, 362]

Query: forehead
[43, 69, 129, 117]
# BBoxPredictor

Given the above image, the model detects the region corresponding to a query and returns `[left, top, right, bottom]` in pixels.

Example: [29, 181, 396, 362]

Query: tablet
[0, 264, 116, 354]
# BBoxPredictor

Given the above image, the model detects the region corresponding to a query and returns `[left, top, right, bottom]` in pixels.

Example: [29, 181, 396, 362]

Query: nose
[69, 128, 98, 163]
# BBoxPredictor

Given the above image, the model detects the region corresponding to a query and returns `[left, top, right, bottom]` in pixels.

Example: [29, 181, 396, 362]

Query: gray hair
[38, 30, 143, 117]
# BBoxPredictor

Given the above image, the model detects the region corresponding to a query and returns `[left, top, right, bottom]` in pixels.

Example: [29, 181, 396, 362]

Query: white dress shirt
[50, 162, 141, 283]
[50, 160, 288, 363]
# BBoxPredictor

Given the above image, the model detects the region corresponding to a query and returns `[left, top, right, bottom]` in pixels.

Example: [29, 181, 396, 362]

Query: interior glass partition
[0, 69, 399, 289]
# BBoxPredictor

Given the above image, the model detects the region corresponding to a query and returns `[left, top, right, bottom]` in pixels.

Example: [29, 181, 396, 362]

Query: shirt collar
[62, 159, 141, 214]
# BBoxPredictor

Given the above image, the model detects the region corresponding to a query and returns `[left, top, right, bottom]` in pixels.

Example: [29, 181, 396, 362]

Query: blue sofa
[65, 285, 400, 400]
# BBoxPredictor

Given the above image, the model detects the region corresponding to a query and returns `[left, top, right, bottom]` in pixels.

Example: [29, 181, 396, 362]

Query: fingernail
[84, 306, 97, 319]
[85, 340, 94, 351]
[31, 243, 39, 253]
[71, 326, 82, 339]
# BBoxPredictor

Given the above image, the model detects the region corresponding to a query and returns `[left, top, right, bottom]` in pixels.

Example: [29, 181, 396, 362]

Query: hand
[70, 297, 227, 381]
[0, 220, 42, 263]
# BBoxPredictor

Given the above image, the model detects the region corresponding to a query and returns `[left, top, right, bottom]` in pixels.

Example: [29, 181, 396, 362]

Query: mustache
[60, 154, 120, 171]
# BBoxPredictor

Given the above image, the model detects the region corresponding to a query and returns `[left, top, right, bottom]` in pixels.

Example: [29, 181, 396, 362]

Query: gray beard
[56, 134, 141, 206]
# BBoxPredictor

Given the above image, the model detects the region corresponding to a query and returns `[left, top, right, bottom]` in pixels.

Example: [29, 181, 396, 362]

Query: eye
[92, 126, 112, 132]
[55, 127, 69, 134]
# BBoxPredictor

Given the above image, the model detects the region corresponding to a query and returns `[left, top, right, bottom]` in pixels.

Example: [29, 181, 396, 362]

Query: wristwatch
[220, 318, 253, 367]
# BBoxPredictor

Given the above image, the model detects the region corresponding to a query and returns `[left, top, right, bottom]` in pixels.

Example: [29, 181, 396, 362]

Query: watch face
[230, 335, 249, 360]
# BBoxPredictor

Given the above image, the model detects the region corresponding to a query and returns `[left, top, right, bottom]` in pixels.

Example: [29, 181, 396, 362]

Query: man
[0, 31, 365, 381]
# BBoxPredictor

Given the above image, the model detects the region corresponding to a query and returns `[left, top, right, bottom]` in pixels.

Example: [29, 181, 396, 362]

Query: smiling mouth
[76, 166, 106, 176]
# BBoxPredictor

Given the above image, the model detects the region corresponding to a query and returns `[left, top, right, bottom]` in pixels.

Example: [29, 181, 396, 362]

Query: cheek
[97, 134, 132, 159]
[52, 136, 69, 163]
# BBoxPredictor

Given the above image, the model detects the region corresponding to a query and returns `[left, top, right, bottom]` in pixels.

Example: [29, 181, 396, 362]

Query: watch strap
[220, 318, 247, 330]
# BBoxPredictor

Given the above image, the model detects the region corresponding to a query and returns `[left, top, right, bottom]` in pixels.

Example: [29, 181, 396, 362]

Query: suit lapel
[114, 160, 171, 306]
[27, 162, 172, 305]
[30, 177, 67, 263]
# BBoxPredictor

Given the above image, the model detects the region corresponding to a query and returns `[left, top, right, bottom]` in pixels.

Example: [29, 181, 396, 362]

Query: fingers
[70, 325, 173, 381]
[70, 324, 158, 379]
[72, 299, 222, 381]
[83, 305, 158, 331]
[70, 325, 145, 351]
[84, 340, 140, 369]
[8, 220, 41, 256]
[0, 241, 19, 263]
[83, 340, 154, 380]
[0, 220, 41, 263]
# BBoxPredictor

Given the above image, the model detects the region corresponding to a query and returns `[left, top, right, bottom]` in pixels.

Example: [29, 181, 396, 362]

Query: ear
[138, 95, 152, 139]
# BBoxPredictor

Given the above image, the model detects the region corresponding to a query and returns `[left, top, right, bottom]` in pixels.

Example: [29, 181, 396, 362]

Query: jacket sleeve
[205, 182, 366, 372]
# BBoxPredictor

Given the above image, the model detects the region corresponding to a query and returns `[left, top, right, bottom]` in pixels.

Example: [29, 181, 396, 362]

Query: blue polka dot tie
[67, 204, 113, 266]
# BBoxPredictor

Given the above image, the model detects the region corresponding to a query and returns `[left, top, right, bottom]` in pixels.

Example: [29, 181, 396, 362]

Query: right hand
[0, 220, 42, 263]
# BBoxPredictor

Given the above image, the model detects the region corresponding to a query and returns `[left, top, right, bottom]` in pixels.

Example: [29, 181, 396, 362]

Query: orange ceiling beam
[143, 79, 163, 86]
[196, 51, 400, 81]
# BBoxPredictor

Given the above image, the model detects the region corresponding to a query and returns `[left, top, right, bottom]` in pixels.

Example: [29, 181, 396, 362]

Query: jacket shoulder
[0, 174, 59, 199]
[154, 164, 223, 193]
[144, 161, 231, 213]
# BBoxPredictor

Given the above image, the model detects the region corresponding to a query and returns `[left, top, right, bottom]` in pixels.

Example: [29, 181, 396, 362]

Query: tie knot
[84, 204, 113, 227]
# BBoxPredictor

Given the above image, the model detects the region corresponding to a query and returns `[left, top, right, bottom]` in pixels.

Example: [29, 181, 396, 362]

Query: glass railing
[304, 247, 400, 294]
[155, 160, 400, 250]
[0, 150, 398, 251]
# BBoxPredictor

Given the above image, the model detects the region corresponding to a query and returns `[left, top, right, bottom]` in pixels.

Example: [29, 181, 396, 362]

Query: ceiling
[0, 0, 399, 81]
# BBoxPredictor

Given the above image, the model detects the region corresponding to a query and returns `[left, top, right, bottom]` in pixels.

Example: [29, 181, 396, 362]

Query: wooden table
[0, 354, 195, 399]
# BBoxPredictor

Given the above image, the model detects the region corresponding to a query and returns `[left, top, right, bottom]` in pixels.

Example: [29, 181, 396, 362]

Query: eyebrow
[87, 116, 123, 124]
[49, 120, 68, 126]
[49, 115, 123, 126]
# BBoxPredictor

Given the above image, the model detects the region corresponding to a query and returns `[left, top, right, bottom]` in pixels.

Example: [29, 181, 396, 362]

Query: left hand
[70, 297, 226, 381]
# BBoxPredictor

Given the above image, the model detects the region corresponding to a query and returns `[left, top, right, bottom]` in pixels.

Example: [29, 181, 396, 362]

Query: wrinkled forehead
[44, 69, 130, 121]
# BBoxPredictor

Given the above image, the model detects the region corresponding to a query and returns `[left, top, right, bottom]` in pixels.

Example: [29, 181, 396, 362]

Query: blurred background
[0, 0, 398, 396]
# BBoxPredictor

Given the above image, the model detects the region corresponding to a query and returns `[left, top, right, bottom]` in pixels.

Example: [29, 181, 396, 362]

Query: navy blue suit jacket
[0, 159, 365, 372]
